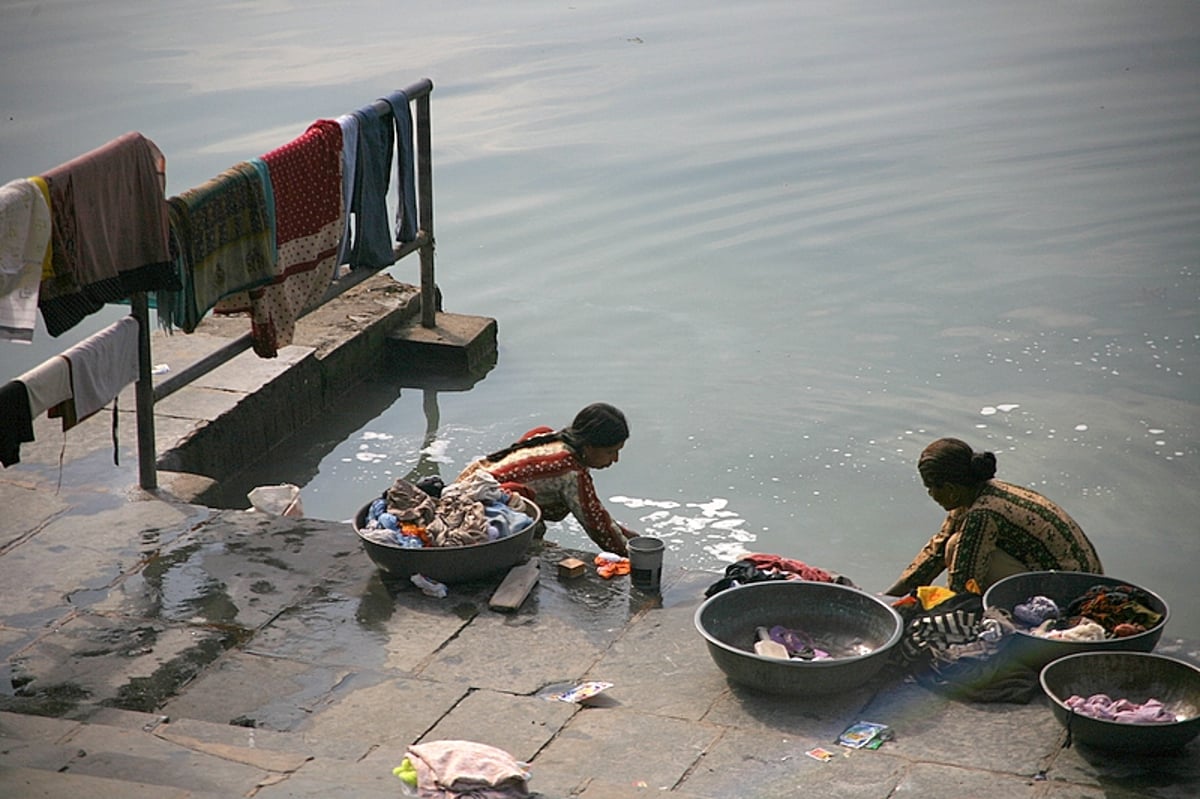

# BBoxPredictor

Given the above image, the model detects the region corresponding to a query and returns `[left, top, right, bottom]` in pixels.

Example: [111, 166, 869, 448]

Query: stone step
[0, 707, 398, 799]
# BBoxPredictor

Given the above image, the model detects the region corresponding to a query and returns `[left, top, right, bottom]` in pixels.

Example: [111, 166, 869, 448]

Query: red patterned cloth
[744, 553, 839, 583]
[217, 120, 343, 357]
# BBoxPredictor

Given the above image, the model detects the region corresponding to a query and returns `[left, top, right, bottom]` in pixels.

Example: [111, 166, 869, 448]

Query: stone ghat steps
[0, 707, 402, 799]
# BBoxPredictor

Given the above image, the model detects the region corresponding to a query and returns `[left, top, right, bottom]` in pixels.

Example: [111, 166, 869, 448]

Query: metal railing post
[130, 292, 157, 489]
[416, 89, 437, 328]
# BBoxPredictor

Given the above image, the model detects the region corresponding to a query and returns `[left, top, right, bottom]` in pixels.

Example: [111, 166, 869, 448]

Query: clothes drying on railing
[47, 315, 140, 429]
[1, 315, 139, 467]
[5, 92, 420, 353]
[213, 119, 344, 357]
[342, 89, 419, 269]
[334, 113, 360, 268]
[0, 177, 52, 343]
[36, 132, 179, 337]
[18, 354, 72, 418]
[160, 160, 277, 334]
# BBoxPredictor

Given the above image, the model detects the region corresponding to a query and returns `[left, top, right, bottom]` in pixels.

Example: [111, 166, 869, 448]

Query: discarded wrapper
[836, 720, 893, 749]
[805, 747, 836, 762]
[541, 681, 613, 703]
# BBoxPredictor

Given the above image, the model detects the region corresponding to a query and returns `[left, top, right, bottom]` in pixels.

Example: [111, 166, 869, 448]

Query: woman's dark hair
[561, 402, 629, 449]
[486, 403, 629, 462]
[918, 437, 997, 487]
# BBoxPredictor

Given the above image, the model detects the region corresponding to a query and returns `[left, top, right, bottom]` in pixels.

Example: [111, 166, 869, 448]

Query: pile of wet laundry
[1009, 583, 1163, 641]
[360, 472, 535, 549]
[1063, 693, 1178, 724]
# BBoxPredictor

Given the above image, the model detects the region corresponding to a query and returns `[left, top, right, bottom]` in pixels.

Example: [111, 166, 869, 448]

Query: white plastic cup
[627, 536, 665, 592]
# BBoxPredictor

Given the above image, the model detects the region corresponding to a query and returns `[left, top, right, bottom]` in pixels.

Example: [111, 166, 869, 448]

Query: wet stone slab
[254, 573, 485, 674]
[417, 686, 579, 763]
[59, 720, 272, 796]
[677, 726, 906, 799]
[858, 677, 1063, 776]
[421, 610, 615, 696]
[529, 706, 722, 798]
[6, 614, 235, 716]
[894, 762, 1044, 798]
[159, 649, 354, 733]
[1041, 737, 1200, 799]
[91, 511, 365, 632]
[0, 481, 67, 549]
[298, 673, 468, 755]
[586, 595, 731, 722]
[0, 499, 196, 628]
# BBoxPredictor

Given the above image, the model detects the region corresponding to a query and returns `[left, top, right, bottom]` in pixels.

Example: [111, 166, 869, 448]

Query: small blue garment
[383, 89, 418, 244]
[343, 90, 418, 270]
[483, 501, 534, 541]
[368, 497, 386, 520]
[347, 106, 396, 269]
[392, 533, 424, 549]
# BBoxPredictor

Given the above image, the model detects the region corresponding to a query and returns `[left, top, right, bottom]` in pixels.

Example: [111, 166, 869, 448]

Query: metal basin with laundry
[694, 581, 903, 696]
[982, 571, 1169, 671]
[1040, 651, 1200, 753]
[353, 493, 541, 584]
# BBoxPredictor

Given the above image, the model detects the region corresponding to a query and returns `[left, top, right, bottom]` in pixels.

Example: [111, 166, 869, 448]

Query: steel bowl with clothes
[694, 581, 903, 696]
[982, 571, 1169, 671]
[1040, 651, 1200, 753]
[354, 472, 541, 584]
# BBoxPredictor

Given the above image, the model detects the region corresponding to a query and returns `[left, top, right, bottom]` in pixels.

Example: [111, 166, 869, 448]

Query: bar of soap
[557, 557, 586, 579]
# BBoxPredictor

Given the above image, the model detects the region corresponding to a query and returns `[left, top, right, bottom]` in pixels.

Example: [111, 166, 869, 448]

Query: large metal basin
[694, 581, 903, 696]
[1041, 651, 1200, 753]
[353, 495, 541, 584]
[982, 571, 1168, 671]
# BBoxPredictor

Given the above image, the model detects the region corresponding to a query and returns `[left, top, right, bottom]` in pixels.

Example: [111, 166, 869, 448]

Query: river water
[2, 2, 1198, 638]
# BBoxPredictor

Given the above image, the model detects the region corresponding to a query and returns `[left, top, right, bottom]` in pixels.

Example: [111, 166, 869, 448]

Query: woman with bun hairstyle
[884, 437, 1102, 596]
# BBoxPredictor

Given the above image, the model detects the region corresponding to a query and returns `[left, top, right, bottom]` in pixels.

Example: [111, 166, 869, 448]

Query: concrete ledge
[149, 273, 425, 483]
[386, 311, 498, 376]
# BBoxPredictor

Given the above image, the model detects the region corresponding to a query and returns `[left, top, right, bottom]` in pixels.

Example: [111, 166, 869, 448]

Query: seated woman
[884, 437, 1102, 596]
[455, 402, 640, 556]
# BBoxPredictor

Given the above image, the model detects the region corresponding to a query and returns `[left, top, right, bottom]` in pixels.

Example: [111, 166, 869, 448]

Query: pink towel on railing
[216, 120, 343, 357]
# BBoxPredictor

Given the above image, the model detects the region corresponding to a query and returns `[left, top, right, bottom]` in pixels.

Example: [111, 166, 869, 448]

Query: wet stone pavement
[1, 475, 1198, 798]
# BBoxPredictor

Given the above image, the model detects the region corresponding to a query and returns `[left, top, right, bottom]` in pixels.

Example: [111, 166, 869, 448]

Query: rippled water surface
[2, 2, 1197, 637]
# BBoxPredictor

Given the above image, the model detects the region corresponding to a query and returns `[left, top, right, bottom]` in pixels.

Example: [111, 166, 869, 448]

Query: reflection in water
[141, 543, 239, 624]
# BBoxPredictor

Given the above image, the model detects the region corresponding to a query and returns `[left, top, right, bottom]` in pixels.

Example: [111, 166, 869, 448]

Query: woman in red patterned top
[456, 403, 639, 555]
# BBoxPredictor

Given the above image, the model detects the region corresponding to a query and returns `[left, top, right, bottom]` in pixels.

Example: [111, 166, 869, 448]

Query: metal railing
[120, 77, 436, 489]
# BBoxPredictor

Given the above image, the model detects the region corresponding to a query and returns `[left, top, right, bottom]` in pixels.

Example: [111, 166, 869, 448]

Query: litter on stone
[836, 720, 893, 749]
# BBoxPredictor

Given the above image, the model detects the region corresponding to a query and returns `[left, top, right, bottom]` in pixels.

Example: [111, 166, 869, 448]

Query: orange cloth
[594, 554, 630, 579]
